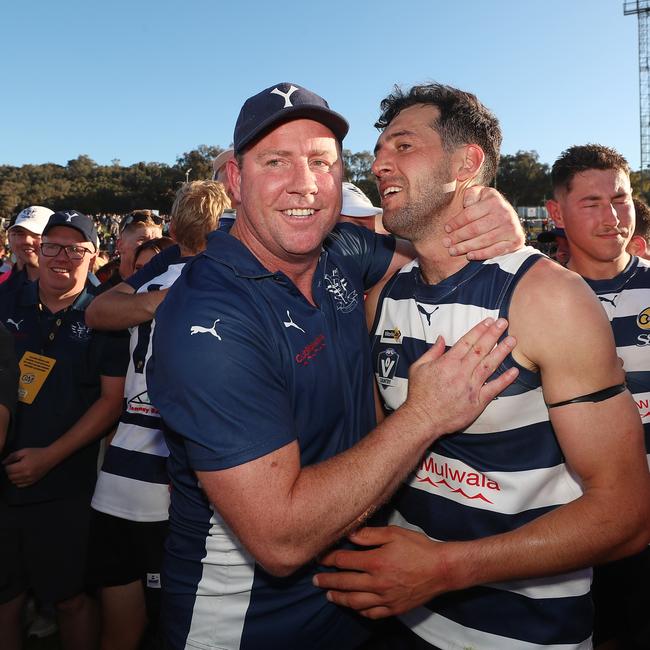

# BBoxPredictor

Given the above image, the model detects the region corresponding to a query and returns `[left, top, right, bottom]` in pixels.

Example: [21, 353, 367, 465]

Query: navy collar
[20, 281, 93, 313]
[202, 229, 331, 281]
[580, 255, 639, 294]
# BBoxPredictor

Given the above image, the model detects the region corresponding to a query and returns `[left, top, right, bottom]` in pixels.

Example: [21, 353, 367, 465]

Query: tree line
[2, 147, 648, 221]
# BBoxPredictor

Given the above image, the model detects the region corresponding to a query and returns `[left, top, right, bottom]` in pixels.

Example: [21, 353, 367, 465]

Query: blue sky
[0, 0, 640, 171]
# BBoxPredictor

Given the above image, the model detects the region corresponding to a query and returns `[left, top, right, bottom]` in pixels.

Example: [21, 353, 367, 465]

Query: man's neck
[413, 197, 471, 285]
[38, 285, 83, 313]
[230, 220, 320, 305]
[567, 251, 631, 281]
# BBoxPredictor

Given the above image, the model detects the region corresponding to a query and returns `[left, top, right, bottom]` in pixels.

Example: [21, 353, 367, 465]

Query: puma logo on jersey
[6, 319, 23, 330]
[190, 319, 221, 340]
[417, 304, 439, 326]
[283, 310, 305, 333]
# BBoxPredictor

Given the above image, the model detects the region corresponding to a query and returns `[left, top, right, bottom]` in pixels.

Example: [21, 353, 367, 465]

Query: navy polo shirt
[0, 282, 129, 505]
[148, 223, 395, 650]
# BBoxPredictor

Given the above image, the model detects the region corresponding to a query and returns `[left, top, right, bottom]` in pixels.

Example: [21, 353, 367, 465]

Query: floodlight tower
[625, 1, 650, 179]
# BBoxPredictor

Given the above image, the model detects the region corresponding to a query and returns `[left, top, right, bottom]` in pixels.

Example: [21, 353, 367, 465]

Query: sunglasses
[121, 213, 164, 231]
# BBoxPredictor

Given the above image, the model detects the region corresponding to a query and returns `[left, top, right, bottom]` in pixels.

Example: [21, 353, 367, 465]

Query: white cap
[341, 182, 382, 218]
[212, 148, 235, 179]
[9, 206, 54, 235]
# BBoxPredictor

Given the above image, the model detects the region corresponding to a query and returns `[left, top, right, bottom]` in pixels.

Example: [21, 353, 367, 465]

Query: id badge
[18, 351, 56, 404]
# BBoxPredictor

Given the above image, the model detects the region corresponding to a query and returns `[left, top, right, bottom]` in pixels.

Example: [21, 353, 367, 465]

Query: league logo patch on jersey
[324, 267, 358, 313]
[380, 327, 402, 344]
[377, 348, 399, 386]
[637, 307, 650, 330]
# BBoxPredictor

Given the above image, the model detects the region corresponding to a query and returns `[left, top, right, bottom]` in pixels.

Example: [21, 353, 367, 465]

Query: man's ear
[455, 144, 485, 183]
[227, 158, 242, 205]
[546, 199, 564, 228]
[627, 234, 648, 258]
[168, 222, 177, 243]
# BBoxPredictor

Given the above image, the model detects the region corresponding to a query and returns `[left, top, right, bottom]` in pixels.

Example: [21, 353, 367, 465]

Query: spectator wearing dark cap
[0, 210, 128, 650]
[627, 198, 650, 260]
[1, 206, 54, 296]
[537, 226, 570, 266]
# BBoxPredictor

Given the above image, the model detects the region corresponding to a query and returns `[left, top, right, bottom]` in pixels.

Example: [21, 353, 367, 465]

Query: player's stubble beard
[383, 155, 455, 243]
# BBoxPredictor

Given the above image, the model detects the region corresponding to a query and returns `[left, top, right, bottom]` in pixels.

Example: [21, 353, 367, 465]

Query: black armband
[546, 383, 627, 409]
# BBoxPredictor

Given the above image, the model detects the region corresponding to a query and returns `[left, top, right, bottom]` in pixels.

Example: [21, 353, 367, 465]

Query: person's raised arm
[368, 186, 526, 301]
[197, 318, 517, 577]
[442, 186, 525, 260]
[85, 281, 168, 330]
[315, 261, 650, 618]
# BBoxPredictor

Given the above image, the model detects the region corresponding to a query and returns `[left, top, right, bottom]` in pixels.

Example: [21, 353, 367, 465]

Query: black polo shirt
[0, 282, 129, 505]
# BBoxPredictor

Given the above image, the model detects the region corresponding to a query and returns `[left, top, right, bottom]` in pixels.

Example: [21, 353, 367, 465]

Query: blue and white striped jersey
[582, 255, 650, 463]
[371, 247, 593, 650]
[92, 258, 187, 521]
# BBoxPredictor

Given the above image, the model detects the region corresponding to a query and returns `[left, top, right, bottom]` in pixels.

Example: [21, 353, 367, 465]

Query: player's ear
[228, 158, 242, 205]
[455, 144, 485, 183]
[627, 234, 648, 258]
[546, 199, 564, 228]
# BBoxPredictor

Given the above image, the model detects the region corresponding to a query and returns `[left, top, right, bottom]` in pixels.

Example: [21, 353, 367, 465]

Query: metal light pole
[625, 1, 650, 185]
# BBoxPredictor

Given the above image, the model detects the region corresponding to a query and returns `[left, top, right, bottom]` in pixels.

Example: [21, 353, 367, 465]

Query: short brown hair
[171, 181, 231, 254]
[551, 144, 630, 196]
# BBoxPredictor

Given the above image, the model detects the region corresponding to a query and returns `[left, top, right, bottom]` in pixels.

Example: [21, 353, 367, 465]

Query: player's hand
[3, 447, 55, 487]
[403, 317, 517, 438]
[314, 526, 445, 618]
[443, 186, 525, 259]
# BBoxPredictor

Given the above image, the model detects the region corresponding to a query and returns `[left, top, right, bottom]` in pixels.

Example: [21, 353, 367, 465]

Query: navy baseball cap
[537, 227, 566, 243]
[233, 82, 349, 155]
[43, 210, 99, 251]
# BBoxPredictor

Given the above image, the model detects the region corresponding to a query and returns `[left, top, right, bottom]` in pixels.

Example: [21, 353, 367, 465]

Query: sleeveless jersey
[371, 248, 592, 650]
[582, 255, 650, 463]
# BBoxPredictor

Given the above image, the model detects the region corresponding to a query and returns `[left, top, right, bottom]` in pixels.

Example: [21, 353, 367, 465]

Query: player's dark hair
[375, 83, 502, 185]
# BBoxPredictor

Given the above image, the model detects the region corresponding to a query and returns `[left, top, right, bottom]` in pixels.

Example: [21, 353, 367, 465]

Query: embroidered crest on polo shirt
[190, 319, 222, 340]
[70, 321, 92, 340]
[324, 267, 358, 313]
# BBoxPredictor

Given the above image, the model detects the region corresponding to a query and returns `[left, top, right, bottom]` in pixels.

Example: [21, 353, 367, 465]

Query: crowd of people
[0, 80, 649, 650]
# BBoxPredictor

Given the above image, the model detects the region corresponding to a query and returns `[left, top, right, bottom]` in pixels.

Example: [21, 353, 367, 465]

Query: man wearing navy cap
[0, 210, 128, 650]
[147, 82, 522, 650]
